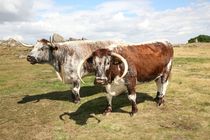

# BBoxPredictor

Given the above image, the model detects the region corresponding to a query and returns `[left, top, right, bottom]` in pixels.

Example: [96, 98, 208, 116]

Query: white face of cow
[27, 39, 53, 64]
[77, 49, 128, 85]
[93, 55, 112, 85]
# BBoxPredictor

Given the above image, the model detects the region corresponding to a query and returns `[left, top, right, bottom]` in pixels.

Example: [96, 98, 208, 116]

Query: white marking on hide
[105, 79, 127, 96]
[96, 77, 108, 80]
[162, 80, 169, 96]
[128, 94, 136, 102]
[128, 39, 170, 46]
[155, 78, 169, 97]
[108, 42, 127, 50]
[30, 42, 44, 59]
[58, 40, 95, 45]
[73, 86, 80, 94]
[57, 40, 124, 46]
[167, 59, 172, 71]
[107, 39, 171, 52]
[95, 56, 101, 64]
[156, 78, 162, 95]
[105, 84, 117, 96]
[106, 93, 113, 106]
[112, 39, 171, 48]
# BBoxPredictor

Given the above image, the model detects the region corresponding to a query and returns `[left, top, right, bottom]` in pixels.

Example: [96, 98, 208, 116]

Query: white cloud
[32, 0, 54, 11]
[0, 0, 210, 43]
[0, 0, 33, 22]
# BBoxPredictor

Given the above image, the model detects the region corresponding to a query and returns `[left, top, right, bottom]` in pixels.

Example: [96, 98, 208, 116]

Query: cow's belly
[63, 78, 74, 84]
[105, 76, 127, 96]
[137, 71, 163, 82]
[55, 71, 74, 84]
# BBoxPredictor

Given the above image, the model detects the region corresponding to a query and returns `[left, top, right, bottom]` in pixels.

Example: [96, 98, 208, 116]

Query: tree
[188, 35, 210, 43]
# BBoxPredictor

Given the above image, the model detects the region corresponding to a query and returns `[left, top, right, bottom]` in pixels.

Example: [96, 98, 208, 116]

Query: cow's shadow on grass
[17, 86, 104, 104]
[17, 86, 154, 125]
[59, 92, 154, 125]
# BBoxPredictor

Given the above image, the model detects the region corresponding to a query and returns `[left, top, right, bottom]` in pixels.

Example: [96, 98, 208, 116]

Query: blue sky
[151, 0, 193, 10]
[55, 0, 105, 8]
[54, 0, 193, 10]
[0, 0, 210, 43]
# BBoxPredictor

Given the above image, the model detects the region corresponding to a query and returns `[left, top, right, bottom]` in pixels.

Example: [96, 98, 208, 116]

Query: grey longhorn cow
[24, 38, 123, 103]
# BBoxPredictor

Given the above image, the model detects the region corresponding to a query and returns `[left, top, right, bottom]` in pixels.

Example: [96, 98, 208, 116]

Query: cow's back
[59, 40, 124, 59]
[115, 42, 174, 82]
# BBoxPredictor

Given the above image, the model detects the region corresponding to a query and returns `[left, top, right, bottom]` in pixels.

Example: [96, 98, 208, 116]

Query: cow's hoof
[103, 111, 111, 116]
[130, 108, 138, 117]
[71, 94, 80, 104]
[72, 97, 80, 104]
[103, 107, 112, 116]
[155, 97, 164, 106]
[73, 99, 80, 104]
[129, 112, 137, 117]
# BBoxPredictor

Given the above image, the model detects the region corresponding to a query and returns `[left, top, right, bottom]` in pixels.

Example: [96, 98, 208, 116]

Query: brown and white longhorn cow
[77, 41, 174, 116]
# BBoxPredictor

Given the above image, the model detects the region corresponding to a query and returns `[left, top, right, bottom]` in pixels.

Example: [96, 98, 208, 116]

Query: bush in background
[188, 35, 210, 43]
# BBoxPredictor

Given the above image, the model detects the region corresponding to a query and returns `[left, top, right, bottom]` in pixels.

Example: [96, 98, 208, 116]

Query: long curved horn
[46, 36, 56, 48]
[111, 52, 128, 78]
[49, 36, 52, 43]
[77, 54, 92, 84]
[19, 41, 33, 47]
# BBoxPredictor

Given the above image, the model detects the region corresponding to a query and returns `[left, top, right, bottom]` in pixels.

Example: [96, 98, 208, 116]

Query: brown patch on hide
[92, 49, 111, 58]
[38, 39, 50, 45]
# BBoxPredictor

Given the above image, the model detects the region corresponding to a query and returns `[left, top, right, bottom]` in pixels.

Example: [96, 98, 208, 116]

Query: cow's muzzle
[27, 55, 37, 64]
[94, 77, 108, 85]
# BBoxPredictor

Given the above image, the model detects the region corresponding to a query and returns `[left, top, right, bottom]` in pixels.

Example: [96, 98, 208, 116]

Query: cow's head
[77, 49, 128, 85]
[25, 39, 57, 65]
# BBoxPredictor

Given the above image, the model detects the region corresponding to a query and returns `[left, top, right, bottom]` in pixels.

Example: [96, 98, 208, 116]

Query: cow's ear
[50, 46, 58, 51]
[47, 42, 58, 51]
[107, 50, 111, 56]
[52, 46, 58, 50]
[111, 56, 122, 65]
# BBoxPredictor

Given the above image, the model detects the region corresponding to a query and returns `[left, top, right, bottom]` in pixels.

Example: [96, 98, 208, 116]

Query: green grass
[0, 44, 210, 140]
[174, 57, 210, 64]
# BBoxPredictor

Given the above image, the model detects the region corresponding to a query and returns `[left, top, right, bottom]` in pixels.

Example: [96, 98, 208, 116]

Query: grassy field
[0, 43, 210, 140]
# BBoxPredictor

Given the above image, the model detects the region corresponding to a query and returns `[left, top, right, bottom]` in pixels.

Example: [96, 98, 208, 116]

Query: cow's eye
[41, 48, 44, 51]
[106, 59, 110, 65]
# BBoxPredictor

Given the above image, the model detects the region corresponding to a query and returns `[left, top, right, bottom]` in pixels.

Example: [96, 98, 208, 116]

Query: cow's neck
[50, 57, 65, 82]
[50, 46, 70, 82]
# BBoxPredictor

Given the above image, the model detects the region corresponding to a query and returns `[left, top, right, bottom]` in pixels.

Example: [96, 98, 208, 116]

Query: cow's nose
[27, 55, 37, 64]
[94, 77, 108, 85]
[27, 55, 33, 61]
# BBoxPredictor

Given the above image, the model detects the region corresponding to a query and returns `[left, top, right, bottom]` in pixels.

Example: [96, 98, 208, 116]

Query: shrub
[188, 35, 210, 43]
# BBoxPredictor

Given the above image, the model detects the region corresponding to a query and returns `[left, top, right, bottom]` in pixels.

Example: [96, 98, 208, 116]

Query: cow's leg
[155, 59, 172, 106]
[103, 93, 113, 115]
[155, 73, 169, 106]
[71, 80, 81, 103]
[104, 84, 113, 115]
[155, 77, 169, 106]
[126, 77, 138, 116]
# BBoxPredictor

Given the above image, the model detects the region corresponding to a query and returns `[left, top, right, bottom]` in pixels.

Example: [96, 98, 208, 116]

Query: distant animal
[23, 38, 123, 103]
[68, 37, 87, 41]
[77, 41, 174, 116]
